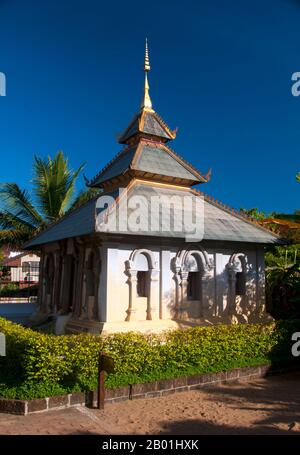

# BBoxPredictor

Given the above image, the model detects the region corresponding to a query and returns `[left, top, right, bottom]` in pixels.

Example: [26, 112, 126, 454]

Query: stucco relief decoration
[225, 253, 252, 323]
[172, 246, 214, 320]
[125, 249, 159, 322]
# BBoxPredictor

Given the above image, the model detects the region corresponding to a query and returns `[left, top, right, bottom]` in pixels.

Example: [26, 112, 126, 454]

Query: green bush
[0, 283, 38, 297]
[0, 317, 299, 400]
[0, 283, 19, 296]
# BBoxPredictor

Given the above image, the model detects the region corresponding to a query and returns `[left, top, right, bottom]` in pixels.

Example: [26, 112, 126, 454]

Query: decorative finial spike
[141, 38, 153, 111]
[144, 38, 150, 72]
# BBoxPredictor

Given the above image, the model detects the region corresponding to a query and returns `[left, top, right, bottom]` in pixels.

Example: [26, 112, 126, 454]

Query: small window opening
[187, 271, 200, 300]
[137, 271, 148, 297]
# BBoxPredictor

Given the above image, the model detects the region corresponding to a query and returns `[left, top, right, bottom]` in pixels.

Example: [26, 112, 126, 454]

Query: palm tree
[0, 151, 97, 248]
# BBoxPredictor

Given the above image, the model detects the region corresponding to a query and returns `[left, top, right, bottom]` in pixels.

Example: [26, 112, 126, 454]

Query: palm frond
[0, 229, 32, 249]
[0, 210, 37, 232]
[32, 151, 85, 221]
[68, 188, 101, 213]
[0, 183, 43, 228]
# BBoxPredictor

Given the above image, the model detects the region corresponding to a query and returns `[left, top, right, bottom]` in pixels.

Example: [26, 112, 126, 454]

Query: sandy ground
[0, 372, 300, 435]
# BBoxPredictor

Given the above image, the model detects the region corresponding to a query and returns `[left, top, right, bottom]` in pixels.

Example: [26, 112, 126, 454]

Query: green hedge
[0, 317, 299, 399]
[0, 283, 38, 298]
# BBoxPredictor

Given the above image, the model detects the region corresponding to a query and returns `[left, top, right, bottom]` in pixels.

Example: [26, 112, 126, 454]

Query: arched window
[226, 253, 248, 310]
[172, 246, 213, 320]
[187, 272, 200, 300]
[235, 271, 246, 296]
[135, 253, 150, 298]
[125, 249, 159, 322]
[186, 254, 201, 301]
[137, 271, 147, 297]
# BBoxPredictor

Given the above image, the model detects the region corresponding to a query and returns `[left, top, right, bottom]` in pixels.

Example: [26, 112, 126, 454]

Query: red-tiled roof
[2, 251, 37, 267]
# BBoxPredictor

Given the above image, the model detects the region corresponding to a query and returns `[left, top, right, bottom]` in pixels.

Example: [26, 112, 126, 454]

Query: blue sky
[0, 0, 299, 214]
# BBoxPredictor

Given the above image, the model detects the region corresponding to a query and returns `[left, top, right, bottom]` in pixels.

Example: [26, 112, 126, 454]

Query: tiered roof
[88, 40, 210, 190]
[118, 109, 177, 144]
[89, 139, 208, 187]
[24, 41, 281, 249]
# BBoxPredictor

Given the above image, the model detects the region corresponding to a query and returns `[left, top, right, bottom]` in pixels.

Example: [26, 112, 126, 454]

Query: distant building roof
[260, 218, 300, 229]
[2, 256, 22, 267]
[2, 251, 39, 267]
[0, 245, 21, 260]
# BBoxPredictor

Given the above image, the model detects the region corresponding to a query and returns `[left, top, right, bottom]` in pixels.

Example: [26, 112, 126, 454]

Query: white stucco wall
[100, 242, 267, 325]
[104, 244, 161, 322]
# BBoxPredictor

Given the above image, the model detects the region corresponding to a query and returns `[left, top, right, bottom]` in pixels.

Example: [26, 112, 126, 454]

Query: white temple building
[25, 42, 280, 334]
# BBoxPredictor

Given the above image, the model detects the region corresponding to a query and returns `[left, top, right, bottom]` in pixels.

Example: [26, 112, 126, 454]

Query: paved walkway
[1, 373, 300, 435]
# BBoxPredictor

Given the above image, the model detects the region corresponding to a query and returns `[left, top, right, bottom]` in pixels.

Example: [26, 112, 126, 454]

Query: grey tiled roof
[134, 144, 197, 180]
[96, 183, 279, 244]
[24, 198, 97, 248]
[142, 112, 171, 139]
[118, 110, 174, 143]
[90, 107, 207, 187]
[202, 201, 277, 242]
[118, 113, 140, 142]
[90, 142, 203, 186]
[25, 182, 280, 248]
[93, 146, 137, 184]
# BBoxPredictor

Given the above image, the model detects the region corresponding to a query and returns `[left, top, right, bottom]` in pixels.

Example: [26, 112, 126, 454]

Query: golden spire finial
[144, 38, 150, 71]
[141, 38, 153, 111]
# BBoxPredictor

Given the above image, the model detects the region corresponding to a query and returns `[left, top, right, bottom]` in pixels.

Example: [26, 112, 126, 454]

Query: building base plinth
[64, 318, 205, 335]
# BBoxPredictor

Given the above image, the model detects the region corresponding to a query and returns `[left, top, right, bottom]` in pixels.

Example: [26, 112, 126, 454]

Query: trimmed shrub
[0, 283, 38, 298]
[0, 317, 299, 399]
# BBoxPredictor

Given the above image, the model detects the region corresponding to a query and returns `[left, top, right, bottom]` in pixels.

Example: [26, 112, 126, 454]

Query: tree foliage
[240, 207, 267, 221]
[0, 151, 99, 248]
[241, 196, 300, 319]
[265, 245, 300, 319]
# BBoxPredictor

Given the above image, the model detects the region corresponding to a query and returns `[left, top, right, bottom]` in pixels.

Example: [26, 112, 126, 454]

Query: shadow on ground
[157, 373, 300, 435]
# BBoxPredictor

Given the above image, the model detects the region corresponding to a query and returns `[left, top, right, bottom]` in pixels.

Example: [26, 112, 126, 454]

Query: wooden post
[97, 352, 106, 410]
[97, 351, 115, 410]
